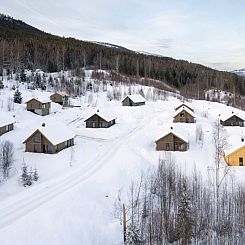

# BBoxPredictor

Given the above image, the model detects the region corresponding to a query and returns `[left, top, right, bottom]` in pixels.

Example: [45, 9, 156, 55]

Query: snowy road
[0, 115, 150, 229]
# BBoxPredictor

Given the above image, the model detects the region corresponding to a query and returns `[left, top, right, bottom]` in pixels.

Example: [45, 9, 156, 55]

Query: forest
[0, 14, 245, 102]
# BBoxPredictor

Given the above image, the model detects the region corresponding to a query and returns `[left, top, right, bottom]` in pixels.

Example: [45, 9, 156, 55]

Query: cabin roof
[84, 110, 116, 122]
[52, 92, 69, 97]
[219, 113, 244, 122]
[224, 128, 245, 156]
[23, 123, 75, 145]
[0, 113, 15, 127]
[122, 94, 146, 103]
[155, 127, 189, 143]
[173, 106, 195, 118]
[26, 97, 51, 104]
[175, 103, 193, 112]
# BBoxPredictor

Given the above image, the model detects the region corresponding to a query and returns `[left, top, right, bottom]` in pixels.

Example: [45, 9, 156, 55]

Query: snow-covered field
[0, 74, 245, 244]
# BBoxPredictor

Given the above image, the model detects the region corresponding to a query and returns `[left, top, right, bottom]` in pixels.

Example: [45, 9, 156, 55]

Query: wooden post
[123, 203, 126, 244]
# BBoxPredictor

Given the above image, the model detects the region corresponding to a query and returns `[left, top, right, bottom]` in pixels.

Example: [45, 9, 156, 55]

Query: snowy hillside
[0, 71, 245, 244]
[233, 68, 245, 77]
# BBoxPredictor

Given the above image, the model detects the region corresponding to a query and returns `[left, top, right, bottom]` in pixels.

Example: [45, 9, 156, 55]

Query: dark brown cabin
[155, 132, 188, 151]
[26, 98, 51, 116]
[23, 126, 74, 154]
[85, 112, 116, 128]
[122, 94, 146, 106]
[173, 107, 195, 123]
[220, 114, 244, 127]
[50, 92, 69, 106]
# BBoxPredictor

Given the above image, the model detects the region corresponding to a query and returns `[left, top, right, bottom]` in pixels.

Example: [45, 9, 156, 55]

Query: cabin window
[33, 136, 41, 143]
[180, 112, 185, 117]
[5, 125, 9, 131]
[42, 104, 45, 109]
[239, 157, 243, 166]
[92, 122, 96, 128]
[165, 143, 170, 150]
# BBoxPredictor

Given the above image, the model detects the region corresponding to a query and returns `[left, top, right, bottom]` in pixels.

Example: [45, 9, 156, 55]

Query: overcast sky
[0, 0, 245, 71]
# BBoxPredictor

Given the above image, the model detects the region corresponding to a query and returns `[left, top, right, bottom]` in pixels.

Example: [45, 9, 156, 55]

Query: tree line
[1, 14, 245, 100]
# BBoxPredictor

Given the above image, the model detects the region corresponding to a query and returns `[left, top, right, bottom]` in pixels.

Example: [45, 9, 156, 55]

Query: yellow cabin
[224, 145, 245, 166]
[224, 133, 245, 166]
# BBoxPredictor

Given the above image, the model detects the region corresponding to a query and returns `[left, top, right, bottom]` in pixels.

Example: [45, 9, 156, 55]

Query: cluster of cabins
[1, 92, 245, 167]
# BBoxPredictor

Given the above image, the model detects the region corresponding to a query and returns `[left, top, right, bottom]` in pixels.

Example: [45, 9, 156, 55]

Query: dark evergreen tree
[20, 163, 28, 187]
[20, 69, 26, 82]
[13, 89, 22, 104]
[0, 80, 3, 89]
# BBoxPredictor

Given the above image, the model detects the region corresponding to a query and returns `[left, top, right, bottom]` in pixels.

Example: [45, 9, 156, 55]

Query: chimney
[42, 123, 45, 127]
[170, 126, 173, 130]
[97, 109, 99, 112]
[232, 111, 234, 114]
[241, 137, 244, 142]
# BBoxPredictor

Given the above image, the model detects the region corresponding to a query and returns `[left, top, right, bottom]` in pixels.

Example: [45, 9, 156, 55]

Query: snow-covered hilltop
[0, 69, 245, 244]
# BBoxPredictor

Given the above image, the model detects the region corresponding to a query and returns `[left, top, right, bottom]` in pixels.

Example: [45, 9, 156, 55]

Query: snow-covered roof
[219, 113, 244, 122]
[224, 128, 245, 156]
[0, 113, 15, 127]
[24, 123, 75, 145]
[26, 97, 51, 104]
[53, 92, 69, 97]
[122, 94, 146, 103]
[173, 106, 195, 118]
[175, 103, 193, 112]
[155, 127, 189, 143]
[85, 110, 116, 122]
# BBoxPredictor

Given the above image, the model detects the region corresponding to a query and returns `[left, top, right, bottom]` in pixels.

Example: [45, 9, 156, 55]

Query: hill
[0, 14, 245, 100]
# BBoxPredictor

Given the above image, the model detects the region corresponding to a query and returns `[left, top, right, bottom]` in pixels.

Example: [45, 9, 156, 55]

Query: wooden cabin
[0, 114, 14, 136]
[23, 123, 75, 154]
[50, 92, 69, 107]
[26, 98, 51, 116]
[85, 111, 116, 128]
[173, 107, 195, 123]
[175, 103, 194, 112]
[220, 113, 244, 127]
[122, 94, 146, 106]
[224, 132, 245, 166]
[155, 129, 189, 151]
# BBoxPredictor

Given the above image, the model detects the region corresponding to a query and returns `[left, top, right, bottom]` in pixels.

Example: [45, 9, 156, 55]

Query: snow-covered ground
[0, 74, 245, 244]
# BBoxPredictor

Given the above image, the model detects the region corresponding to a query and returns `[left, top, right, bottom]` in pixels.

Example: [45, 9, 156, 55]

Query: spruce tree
[13, 89, 22, 104]
[33, 168, 39, 181]
[20, 163, 28, 187]
[0, 80, 3, 89]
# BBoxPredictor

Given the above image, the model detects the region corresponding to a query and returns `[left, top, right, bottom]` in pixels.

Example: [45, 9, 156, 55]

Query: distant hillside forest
[0, 14, 245, 100]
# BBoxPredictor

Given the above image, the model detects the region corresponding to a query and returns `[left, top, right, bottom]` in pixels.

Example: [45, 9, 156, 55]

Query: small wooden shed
[23, 123, 75, 154]
[173, 106, 195, 123]
[0, 114, 14, 136]
[84, 110, 116, 128]
[220, 113, 244, 127]
[175, 103, 194, 112]
[50, 92, 69, 106]
[155, 128, 189, 151]
[26, 98, 51, 116]
[122, 94, 146, 106]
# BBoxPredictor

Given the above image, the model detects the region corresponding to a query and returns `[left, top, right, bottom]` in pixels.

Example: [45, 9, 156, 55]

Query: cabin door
[43, 145, 46, 153]
[239, 157, 243, 166]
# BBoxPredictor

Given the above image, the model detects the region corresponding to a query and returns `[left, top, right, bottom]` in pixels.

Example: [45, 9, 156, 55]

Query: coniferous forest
[0, 14, 245, 101]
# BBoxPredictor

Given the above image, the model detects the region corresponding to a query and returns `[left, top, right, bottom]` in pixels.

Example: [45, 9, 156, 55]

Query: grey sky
[1, 0, 245, 71]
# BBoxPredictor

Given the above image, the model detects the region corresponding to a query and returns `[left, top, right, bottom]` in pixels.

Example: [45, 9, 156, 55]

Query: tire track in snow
[0, 116, 149, 229]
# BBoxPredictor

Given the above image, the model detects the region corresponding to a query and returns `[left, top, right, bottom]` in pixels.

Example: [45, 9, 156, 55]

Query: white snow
[173, 106, 195, 118]
[0, 72, 245, 245]
[122, 94, 146, 103]
[155, 126, 189, 143]
[23, 123, 75, 145]
[84, 110, 116, 122]
[219, 112, 244, 122]
[25, 97, 51, 104]
[0, 112, 15, 127]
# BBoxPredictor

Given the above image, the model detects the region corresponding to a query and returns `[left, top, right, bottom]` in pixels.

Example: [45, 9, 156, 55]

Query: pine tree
[20, 163, 28, 187]
[33, 168, 39, 181]
[0, 80, 3, 89]
[13, 89, 22, 104]
[26, 168, 33, 186]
